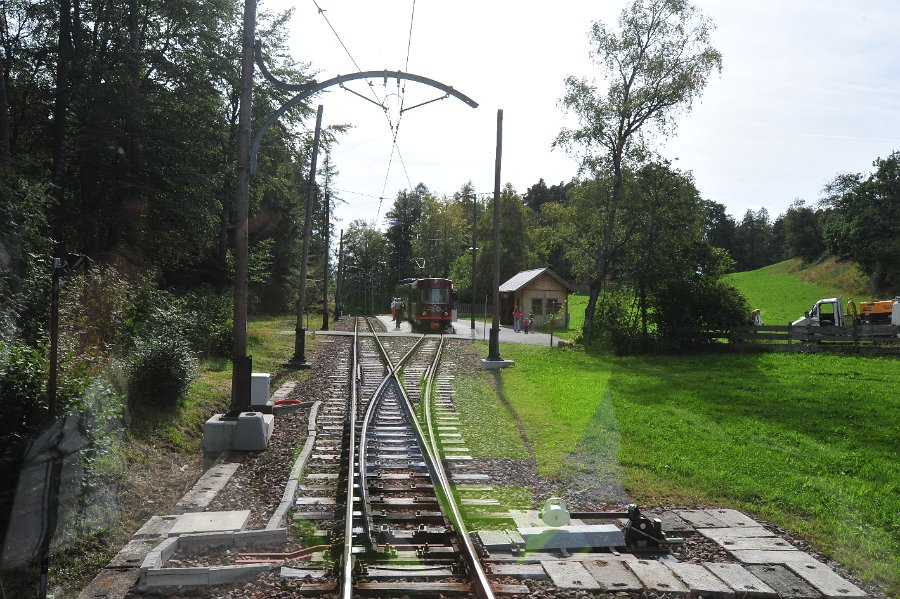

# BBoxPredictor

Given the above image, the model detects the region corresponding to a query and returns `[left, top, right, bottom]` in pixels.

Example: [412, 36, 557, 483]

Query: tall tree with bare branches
[555, 0, 721, 340]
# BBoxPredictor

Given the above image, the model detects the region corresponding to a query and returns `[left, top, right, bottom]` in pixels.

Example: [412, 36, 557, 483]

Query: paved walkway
[370, 315, 566, 347]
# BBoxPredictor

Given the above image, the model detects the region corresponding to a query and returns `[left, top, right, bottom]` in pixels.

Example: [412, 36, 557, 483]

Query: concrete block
[666, 561, 735, 597]
[646, 510, 693, 533]
[731, 549, 817, 564]
[519, 524, 624, 551]
[145, 566, 209, 587]
[76, 568, 141, 599]
[481, 358, 515, 370]
[488, 563, 546, 579]
[583, 559, 643, 592]
[477, 529, 525, 552]
[175, 462, 240, 513]
[708, 508, 763, 528]
[203, 415, 236, 453]
[717, 536, 798, 551]
[541, 560, 600, 590]
[493, 583, 531, 594]
[233, 412, 274, 451]
[704, 562, 778, 597]
[232, 528, 288, 549]
[133, 515, 179, 539]
[746, 564, 822, 598]
[250, 372, 270, 406]
[786, 559, 868, 598]
[140, 548, 161, 572]
[169, 510, 250, 536]
[626, 559, 688, 594]
[208, 564, 271, 585]
[699, 526, 776, 543]
[108, 538, 158, 568]
[157, 536, 180, 563]
[178, 531, 237, 550]
[677, 509, 730, 528]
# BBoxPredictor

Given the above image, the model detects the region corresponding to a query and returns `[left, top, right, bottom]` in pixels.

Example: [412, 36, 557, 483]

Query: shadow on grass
[560, 386, 628, 505]
[488, 370, 536, 465]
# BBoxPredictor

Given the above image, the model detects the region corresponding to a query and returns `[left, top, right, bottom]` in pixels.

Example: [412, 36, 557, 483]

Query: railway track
[335, 316, 494, 598]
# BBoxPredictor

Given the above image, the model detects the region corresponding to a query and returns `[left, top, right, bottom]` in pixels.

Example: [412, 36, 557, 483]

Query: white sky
[261, 0, 900, 231]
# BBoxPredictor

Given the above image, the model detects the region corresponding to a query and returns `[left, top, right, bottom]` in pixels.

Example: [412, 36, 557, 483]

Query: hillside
[726, 258, 872, 325]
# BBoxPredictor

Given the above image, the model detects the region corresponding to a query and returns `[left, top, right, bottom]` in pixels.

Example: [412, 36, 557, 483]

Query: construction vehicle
[791, 296, 900, 328]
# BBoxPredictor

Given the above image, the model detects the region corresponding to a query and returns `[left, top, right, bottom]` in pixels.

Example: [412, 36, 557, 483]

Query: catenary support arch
[250, 70, 479, 174]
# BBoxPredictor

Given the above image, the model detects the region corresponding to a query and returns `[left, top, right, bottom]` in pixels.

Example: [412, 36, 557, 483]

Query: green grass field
[726, 259, 872, 326]
[467, 342, 899, 594]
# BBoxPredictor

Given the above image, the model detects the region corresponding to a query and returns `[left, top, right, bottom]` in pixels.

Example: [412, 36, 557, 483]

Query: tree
[732, 208, 774, 270]
[473, 184, 533, 294]
[385, 183, 428, 280]
[341, 220, 389, 314]
[822, 151, 900, 290]
[411, 194, 468, 279]
[782, 200, 825, 263]
[702, 199, 737, 258]
[556, 0, 722, 340]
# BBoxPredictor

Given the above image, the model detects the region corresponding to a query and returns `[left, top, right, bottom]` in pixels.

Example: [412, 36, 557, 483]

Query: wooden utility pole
[228, 0, 257, 414]
[487, 109, 503, 361]
[471, 193, 477, 331]
[321, 153, 330, 331]
[286, 104, 323, 368]
[334, 229, 344, 320]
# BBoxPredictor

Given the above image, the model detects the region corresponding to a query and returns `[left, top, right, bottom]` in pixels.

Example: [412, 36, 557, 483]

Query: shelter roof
[499, 268, 575, 293]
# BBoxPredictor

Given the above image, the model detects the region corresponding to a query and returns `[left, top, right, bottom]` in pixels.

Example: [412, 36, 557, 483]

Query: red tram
[394, 278, 457, 331]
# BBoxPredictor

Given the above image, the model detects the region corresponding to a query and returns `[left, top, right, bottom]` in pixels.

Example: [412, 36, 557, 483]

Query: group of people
[512, 306, 535, 333]
[390, 297, 405, 329]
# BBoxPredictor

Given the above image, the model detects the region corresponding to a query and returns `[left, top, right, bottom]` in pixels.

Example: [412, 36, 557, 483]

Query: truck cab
[792, 297, 845, 327]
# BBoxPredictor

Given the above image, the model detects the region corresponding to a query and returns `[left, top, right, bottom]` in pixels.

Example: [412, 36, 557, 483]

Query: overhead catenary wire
[375, 0, 417, 222]
[311, 0, 418, 223]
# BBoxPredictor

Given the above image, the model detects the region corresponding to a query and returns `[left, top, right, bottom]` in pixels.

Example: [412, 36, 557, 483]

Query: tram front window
[421, 288, 450, 303]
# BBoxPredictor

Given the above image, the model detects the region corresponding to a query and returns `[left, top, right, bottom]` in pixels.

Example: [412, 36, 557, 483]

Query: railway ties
[336, 318, 494, 598]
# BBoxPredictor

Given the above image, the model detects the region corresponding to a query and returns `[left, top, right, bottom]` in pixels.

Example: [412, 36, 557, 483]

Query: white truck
[792, 296, 900, 328]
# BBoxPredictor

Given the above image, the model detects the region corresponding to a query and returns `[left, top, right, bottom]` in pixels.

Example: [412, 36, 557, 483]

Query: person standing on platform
[395, 300, 404, 330]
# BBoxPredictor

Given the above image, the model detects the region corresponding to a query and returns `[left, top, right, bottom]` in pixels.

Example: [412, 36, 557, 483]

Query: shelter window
[531, 298, 543, 315]
[546, 298, 560, 315]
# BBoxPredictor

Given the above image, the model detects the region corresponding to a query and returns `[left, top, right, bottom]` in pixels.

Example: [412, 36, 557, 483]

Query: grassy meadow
[452, 258, 898, 593]
[462, 342, 899, 594]
[725, 258, 873, 325]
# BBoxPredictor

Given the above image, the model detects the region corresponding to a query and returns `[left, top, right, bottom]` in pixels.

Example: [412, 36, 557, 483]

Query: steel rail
[421, 338, 495, 599]
[338, 317, 361, 599]
[357, 319, 426, 548]
[369, 331, 495, 599]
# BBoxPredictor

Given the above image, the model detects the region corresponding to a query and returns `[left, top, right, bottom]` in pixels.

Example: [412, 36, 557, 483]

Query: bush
[653, 277, 749, 350]
[60, 265, 133, 363]
[127, 282, 231, 358]
[127, 332, 196, 411]
[183, 290, 232, 357]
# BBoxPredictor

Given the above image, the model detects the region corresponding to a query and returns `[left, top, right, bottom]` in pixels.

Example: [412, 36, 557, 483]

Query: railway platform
[364, 314, 563, 346]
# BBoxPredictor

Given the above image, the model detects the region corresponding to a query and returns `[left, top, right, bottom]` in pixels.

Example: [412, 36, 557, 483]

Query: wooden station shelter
[499, 268, 575, 328]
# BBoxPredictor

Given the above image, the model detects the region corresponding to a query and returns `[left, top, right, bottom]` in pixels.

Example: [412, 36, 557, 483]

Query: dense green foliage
[490, 342, 899, 595]
[822, 151, 900, 291]
[127, 334, 197, 411]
